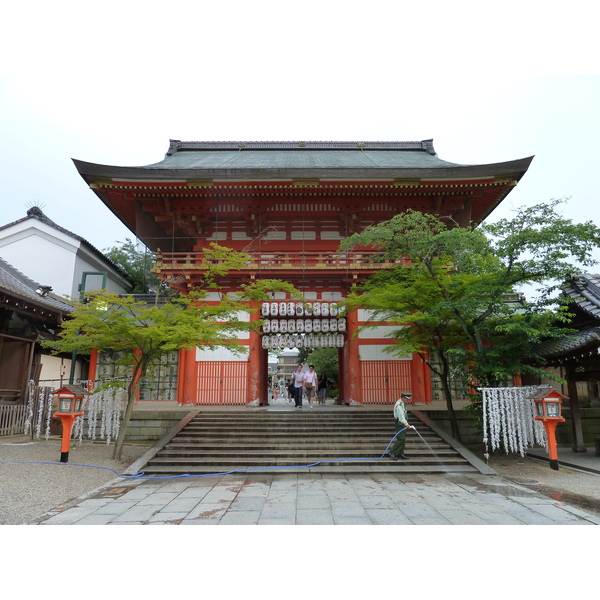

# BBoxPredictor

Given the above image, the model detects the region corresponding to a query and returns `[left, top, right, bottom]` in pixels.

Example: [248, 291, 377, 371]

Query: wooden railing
[0, 404, 28, 436]
[155, 250, 406, 272]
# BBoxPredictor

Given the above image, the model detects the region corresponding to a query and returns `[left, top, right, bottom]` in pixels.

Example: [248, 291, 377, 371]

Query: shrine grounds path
[2, 430, 600, 525]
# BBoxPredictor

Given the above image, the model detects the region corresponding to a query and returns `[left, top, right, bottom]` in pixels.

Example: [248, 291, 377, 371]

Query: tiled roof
[536, 274, 600, 358]
[536, 327, 600, 358]
[151, 139, 460, 171]
[0, 256, 73, 314]
[0, 207, 130, 281]
[562, 274, 600, 319]
[74, 139, 534, 182]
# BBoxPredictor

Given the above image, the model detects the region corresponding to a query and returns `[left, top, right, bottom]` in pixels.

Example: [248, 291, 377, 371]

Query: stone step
[140, 464, 479, 475]
[146, 455, 469, 467]
[162, 441, 450, 451]
[139, 409, 473, 475]
[157, 447, 458, 457]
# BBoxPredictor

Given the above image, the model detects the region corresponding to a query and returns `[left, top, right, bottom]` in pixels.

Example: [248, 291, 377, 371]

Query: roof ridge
[166, 139, 436, 156]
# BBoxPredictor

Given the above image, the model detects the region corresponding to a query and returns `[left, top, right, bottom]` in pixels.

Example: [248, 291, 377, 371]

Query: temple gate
[75, 140, 532, 406]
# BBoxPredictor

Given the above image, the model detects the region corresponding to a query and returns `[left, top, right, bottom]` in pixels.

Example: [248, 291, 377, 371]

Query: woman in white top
[303, 364, 318, 408]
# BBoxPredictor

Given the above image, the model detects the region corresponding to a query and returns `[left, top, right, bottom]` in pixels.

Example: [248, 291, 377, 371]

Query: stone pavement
[29, 468, 600, 525]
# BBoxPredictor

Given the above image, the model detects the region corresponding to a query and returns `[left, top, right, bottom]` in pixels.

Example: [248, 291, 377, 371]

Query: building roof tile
[0, 256, 73, 314]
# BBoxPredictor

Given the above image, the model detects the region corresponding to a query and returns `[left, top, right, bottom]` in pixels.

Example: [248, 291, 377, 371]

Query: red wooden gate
[360, 360, 412, 404]
[195, 361, 248, 405]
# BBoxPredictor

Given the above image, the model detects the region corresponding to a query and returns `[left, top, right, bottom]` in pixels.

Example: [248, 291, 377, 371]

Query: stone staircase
[137, 408, 484, 476]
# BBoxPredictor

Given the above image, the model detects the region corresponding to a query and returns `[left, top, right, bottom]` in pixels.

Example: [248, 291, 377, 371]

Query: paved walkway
[29, 467, 600, 525]
[24, 399, 600, 526]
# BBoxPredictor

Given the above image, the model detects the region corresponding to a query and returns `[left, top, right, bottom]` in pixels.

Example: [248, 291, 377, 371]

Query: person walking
[317, 371, 328, 406]
[388, 392, 412, 460]
[303, 364, 318, 408]
[291, 364, 305, 408]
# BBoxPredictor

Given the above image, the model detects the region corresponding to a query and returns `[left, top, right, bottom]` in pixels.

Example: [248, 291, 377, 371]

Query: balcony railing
[154, 250, 407, 273]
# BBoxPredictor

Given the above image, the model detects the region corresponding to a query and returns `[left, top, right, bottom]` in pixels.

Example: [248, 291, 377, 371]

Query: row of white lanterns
[262, 333, 345, 349]
[262, 318, 346, 334]
[261, 301, 340, 317]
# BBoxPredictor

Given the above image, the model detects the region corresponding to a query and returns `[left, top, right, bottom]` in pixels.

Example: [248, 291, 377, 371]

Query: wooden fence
[0, 404, 29, 436]
[0, 384, 54, 437]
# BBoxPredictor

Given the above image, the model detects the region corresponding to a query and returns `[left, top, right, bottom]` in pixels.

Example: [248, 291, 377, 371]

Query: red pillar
[247, 306, 262, 405]
[259, 346, 268, 405]
[179, 347, 198, 405]
[410, 352, 432, 405]
[88, 349, 98, 392]
[344, 309, 361, 404]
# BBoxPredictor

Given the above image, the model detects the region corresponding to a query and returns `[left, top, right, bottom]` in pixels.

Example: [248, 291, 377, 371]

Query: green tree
[303, 347, 339, 385]
[104, 238, 162, 294]
[340, 200, 600, 440]
[45, 244, 297, 459]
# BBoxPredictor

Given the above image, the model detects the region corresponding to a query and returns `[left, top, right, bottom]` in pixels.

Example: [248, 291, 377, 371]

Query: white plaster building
[0, 207, 132, 299]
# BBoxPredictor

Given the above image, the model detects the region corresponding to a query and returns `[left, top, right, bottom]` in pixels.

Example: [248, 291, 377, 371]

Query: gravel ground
[0, 435, 150, 525]
[2, 434, 600, 525]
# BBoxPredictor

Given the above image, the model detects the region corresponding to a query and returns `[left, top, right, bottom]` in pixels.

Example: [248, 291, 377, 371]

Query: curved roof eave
[73, 155, 534, 184]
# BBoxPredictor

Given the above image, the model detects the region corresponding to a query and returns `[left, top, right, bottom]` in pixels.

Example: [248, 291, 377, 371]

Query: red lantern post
[530, 387, 567, 471]
[52, 386, 88, 463]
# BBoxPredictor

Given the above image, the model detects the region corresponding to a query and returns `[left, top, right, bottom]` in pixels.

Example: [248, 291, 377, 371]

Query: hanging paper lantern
[296, 335, 304, 348]
[280, 320, 288, 333]
[281, 334, 290, 348]
[261, 302, 270, 316]
[262, 336, 270, 349]
[270, 302, 278, 316]
[330, 304, 338, 316]
[322, 319, 329, 333]
[288, 319, 296, 333]
[271, 319, 279, 333]
[305, 319, 313, 333]
[279, 302, 287, 316]
[328, 334, 336, 347]
[313, 302, 321, 316]
[321, 302, 330, 317]
[305, 303, 313, 316]
[295, 303, 304, 316]
[287, 302, 295, 316]
[330, 318, 338, 332]
[337, 318, 346, 332]
[263, 320, 271, 333]
[296, 319, 304, 333]
[336, 334, 344, 347]
[313, 319, 321, 332]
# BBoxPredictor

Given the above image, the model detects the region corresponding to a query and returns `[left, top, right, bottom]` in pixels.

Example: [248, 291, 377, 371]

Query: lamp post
[52, 385, 89, 463]
[530, 386, 567, 471]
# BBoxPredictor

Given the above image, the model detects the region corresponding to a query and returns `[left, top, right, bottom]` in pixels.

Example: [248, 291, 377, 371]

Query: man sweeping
[388, 392, 412, 460]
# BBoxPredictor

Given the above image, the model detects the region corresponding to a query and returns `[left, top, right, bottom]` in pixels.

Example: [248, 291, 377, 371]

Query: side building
[0, 206, 132, 300]
[0, 257, 73, 406]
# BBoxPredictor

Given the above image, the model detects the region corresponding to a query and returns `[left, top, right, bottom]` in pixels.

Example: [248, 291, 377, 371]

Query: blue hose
[0, 427, 406, 481]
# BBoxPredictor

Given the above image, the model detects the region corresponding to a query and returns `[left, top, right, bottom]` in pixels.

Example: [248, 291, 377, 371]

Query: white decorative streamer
[480, 386, 548, 458]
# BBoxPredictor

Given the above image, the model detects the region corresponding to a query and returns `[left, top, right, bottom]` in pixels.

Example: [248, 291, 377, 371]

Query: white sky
[1, 2, 599, 261]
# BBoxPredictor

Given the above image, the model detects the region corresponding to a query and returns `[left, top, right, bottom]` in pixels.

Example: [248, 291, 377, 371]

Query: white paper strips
[480, 386, 548, 457]
[73, 386, 126, 444]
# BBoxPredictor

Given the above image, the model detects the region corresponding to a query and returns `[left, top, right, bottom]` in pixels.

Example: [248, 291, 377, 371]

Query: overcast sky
[2, 3, 599, 255]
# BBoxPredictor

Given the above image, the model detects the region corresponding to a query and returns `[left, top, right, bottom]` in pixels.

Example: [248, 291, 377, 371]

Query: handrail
[154, 250, 406, 271]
